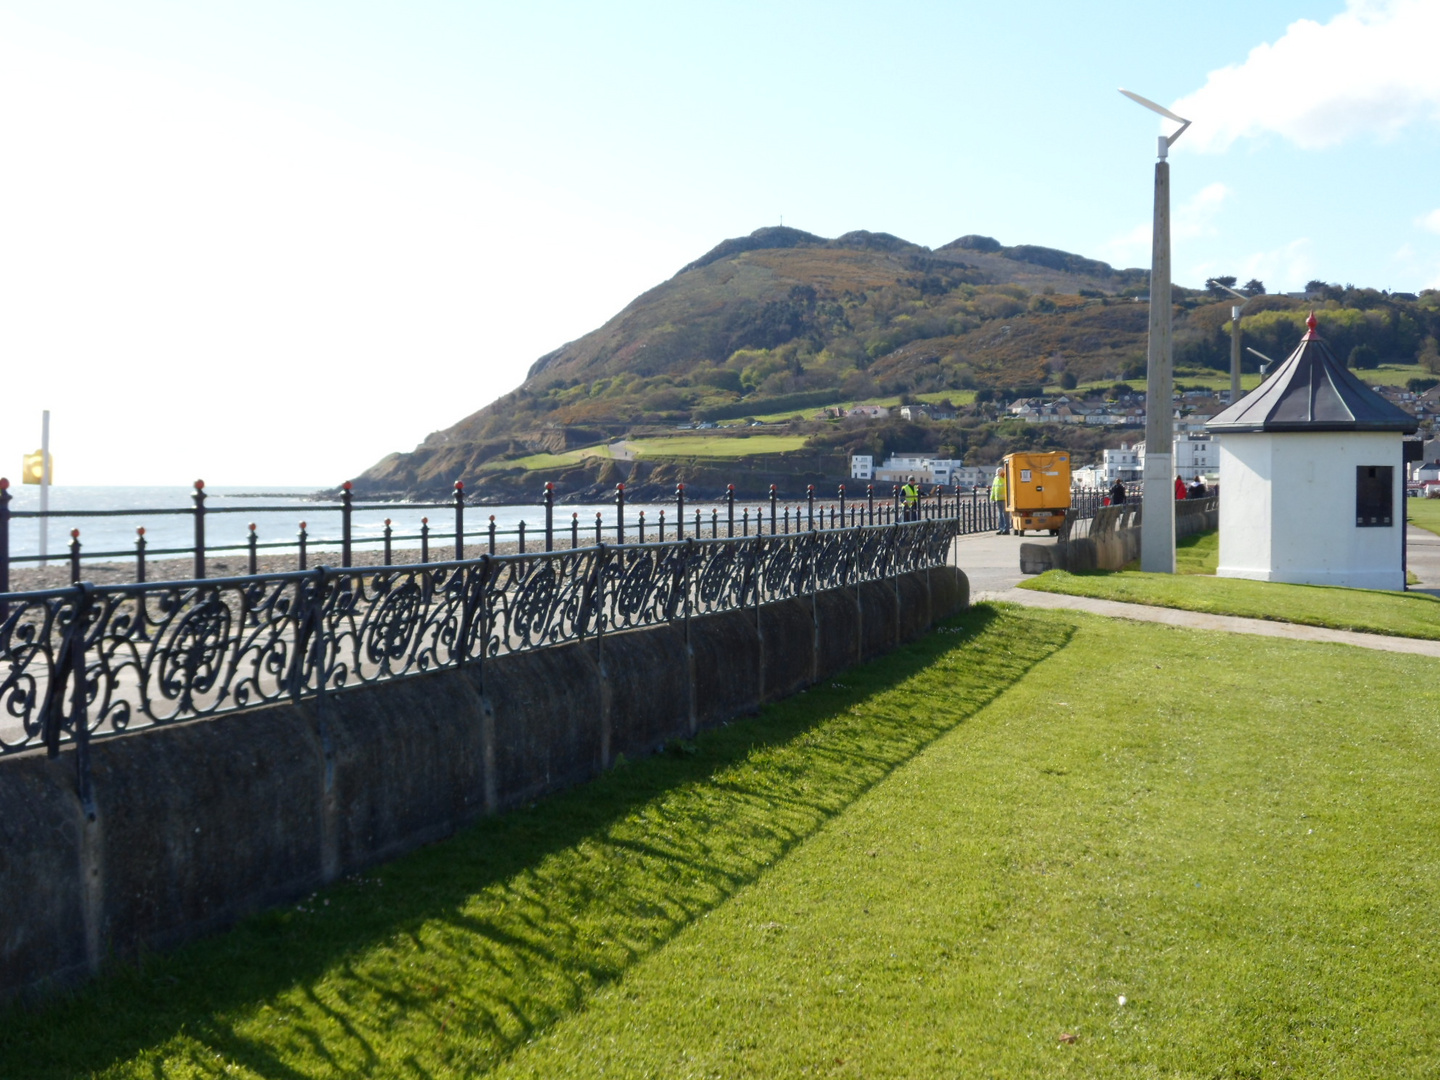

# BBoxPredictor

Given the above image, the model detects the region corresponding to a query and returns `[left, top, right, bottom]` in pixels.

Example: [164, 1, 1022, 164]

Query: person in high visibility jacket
[901, 476, 921, 521]
[990, 466, 1009, 534]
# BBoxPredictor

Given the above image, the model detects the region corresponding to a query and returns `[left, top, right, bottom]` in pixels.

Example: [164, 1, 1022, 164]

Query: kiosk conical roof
[1206, 313, 1418, 434]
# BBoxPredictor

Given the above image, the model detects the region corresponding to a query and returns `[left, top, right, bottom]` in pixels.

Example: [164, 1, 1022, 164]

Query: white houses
[850, 455, 874, 480]
[1206, 313, 1418, 590]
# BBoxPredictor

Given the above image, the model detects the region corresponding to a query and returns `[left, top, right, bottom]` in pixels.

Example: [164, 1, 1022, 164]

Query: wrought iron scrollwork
[0, 518, 959, 756]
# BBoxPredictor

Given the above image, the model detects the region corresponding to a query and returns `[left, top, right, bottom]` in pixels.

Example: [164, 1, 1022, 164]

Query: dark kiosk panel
[1356, 465, 1394, 527]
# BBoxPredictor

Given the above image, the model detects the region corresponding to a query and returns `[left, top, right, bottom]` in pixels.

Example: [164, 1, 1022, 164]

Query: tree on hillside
[1059, 371, 1078, 390]
[1348, 343, 1380, 370]
[1206, 275, 1238, 297]
[1243, 279, 1265, 296]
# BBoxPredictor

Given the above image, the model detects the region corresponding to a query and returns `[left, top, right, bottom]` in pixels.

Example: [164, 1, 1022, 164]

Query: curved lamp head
[1119, 88, 1191, 158]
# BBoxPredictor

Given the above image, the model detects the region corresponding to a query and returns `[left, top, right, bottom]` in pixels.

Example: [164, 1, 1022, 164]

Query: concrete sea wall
[1021, 497, 1218, 574]
[0, 564, 968, 1005]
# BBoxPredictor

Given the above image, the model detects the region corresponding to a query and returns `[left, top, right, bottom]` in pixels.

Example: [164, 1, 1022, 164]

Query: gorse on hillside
[357, 227, 1440, 498]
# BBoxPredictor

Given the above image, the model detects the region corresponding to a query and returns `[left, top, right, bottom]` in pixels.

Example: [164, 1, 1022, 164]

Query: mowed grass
[490, 610, 1440, 1078]
[1409, 496, 1440, 537]
[8, 608, 1440, 1076]
[1021, 556, 1440, 640]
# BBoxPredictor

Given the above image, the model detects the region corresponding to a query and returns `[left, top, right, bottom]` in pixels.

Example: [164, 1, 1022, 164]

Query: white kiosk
[1206, 313, 1417, 590]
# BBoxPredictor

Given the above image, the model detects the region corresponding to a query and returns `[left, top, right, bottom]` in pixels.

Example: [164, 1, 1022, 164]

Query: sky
[3, 0, 1440, 486]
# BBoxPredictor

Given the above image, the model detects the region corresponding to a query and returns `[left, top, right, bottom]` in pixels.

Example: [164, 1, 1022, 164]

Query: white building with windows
[864, 454, 970, 485]
[1206, 314, 1418, 590]
[850, 455, 874, 480]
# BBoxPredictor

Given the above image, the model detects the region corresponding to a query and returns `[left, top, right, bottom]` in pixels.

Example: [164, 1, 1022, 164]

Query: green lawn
[7, 607, 1440, 1077]
[1409, 497, 1440, 537]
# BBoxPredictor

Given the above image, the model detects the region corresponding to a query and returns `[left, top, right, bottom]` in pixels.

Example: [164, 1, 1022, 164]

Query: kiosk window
[1356, 466, 1393, 527]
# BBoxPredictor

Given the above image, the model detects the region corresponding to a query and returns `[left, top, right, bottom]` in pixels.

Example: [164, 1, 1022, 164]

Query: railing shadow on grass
[0, 605, 1075, 1080]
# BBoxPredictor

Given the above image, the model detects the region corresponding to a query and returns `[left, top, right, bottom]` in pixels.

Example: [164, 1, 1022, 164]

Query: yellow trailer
[1003, 451, 1071, 535]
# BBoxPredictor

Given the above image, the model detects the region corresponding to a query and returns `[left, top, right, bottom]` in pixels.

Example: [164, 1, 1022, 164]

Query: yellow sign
[22, 451, 53, 485]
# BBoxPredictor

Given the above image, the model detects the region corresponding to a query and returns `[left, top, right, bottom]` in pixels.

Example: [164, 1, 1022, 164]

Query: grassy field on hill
[626, 433, 810, 458]
[8, 606, 1440, 1078]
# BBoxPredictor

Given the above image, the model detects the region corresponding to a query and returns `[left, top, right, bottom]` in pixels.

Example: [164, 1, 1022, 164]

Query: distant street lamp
[1207, 279, 1257, 403]
[1120, 88, 1191, 574]
[1246, 345, 1278, 378]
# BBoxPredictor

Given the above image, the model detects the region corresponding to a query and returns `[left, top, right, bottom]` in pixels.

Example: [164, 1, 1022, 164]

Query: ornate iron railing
[0, 519, 957, 764]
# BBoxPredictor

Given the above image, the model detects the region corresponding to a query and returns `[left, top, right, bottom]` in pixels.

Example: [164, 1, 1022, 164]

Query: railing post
[192, 479, 206, 579]
[807, 484, 815, 530]
[0, 477, 10, 620]
[518, 520, 526, 554]
[892, 484, 900, 522]
[742, 507, 750, 537]
[676, 483, 685, 540]
[638, 510, 646, 544]
[571, 512, 579, 549]
[838, 483, 846, 529]
[769, 484, 778, 536]
[867, 483, 875, 526]
[247, 523, 257, 576]
[453, 480, 465, 560]
[135, 527, 147, 583]
[69, 529, 81, 584]
[694, 508, 701, 537]
[488, 515, 497, 555]
[711, 507, 718, 538]
[340, 481, 353, 567]
[544, 482, 555, 552]
[594, 512, 602, 545]
[298, 521, 308, 571]
[69, 581, 95, 818]
[420, 517, 430, 564]
[383, 518, 393, 565]
[658, 510, 666, 542]
[727, 484, 735, 538]
[615, 482, 626, 546]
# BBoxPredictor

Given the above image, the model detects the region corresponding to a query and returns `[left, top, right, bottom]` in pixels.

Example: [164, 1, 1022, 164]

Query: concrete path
[952, 523, 1440, 659]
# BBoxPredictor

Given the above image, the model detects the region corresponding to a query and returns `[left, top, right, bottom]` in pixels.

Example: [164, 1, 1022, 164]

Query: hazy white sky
[3, 0, 1438, 485]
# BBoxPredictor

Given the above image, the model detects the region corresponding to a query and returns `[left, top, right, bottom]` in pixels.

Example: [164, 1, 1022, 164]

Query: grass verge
[0, 608, 1067, 1079]
[1408, 497, 1440, 537]
[1020, 564, 1440, 640]
[487, 608, 1440, 1077]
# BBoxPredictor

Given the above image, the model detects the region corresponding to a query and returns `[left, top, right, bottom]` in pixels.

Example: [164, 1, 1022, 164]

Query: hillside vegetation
[355, 228, 1440, 501]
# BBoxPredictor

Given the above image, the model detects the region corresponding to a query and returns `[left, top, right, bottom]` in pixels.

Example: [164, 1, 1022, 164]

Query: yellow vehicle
[1003, 451, 1071, 535]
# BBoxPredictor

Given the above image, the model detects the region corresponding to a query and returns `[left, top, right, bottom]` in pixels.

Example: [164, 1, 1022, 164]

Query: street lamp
[1207, 279, 1257, 403]
[1120, 88, 1191, 574]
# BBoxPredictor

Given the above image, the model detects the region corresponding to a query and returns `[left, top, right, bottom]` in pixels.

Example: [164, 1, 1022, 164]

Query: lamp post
[1208, 279, 1257, 403]
[1120, 88, 1190, 574]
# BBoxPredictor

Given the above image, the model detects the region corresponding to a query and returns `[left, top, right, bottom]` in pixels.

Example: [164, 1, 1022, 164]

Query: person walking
[1109, 479, 1127, 506]
[901, 476, 921, 522]
[991, 466, 1009, 534]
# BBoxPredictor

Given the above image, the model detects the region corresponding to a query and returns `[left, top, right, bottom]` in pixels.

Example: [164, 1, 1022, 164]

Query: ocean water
[1, 486, 778, 563]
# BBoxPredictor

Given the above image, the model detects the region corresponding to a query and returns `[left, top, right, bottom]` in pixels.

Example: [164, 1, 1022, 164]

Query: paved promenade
[953, 525, 1440, 659]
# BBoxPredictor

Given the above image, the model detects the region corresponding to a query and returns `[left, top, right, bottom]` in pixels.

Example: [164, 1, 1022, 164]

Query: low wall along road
[0, 522, 968, 1005]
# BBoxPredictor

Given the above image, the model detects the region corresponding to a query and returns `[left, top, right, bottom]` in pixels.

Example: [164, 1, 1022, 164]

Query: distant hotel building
[851, 454, 988, 488]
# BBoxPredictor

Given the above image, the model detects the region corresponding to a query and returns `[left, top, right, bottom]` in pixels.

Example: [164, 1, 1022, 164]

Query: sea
[2, 486, 769, 564]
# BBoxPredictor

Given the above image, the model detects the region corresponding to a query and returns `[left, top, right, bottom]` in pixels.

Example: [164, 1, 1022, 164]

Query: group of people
[1175, 475, 1208, 500]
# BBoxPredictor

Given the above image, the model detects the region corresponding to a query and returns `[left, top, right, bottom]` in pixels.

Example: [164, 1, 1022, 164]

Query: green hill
[354, 229, 1440, 501]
